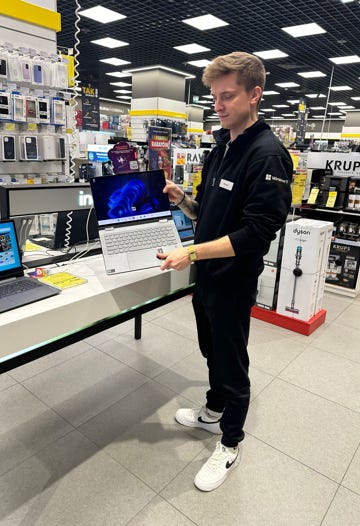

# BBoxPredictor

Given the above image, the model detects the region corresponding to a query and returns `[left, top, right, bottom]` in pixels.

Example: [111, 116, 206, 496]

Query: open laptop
[90, 170, 182, 274]
[0, 219, 60, 314]
[170, 204, 195, 246]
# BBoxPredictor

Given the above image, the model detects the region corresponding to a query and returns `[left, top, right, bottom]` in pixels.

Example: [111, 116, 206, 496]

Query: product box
[277, 268, 320, 321]
[255, 264, 279, 310]
[325, 239, 360, 290]
[280, 219, 333, 276]
[263, 227, 284, 267]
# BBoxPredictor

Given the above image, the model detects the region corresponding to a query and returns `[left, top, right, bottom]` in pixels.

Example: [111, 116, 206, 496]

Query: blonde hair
[202, 51, 266, 93]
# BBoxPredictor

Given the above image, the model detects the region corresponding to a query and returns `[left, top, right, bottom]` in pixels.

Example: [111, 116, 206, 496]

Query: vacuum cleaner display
[277, 219, 333, 321]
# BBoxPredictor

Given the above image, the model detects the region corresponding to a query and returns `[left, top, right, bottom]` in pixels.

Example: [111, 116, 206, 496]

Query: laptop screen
[90, 170, 172, 227]
[171, 205, 195, 244]
[0, 220, 22, 275]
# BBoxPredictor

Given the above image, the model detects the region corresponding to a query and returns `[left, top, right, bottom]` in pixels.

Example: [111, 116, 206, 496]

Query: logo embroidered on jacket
[265, 173, 289, 184]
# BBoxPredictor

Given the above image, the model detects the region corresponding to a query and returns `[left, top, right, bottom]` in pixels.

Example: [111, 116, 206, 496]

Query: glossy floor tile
[1, 290, 360, 525]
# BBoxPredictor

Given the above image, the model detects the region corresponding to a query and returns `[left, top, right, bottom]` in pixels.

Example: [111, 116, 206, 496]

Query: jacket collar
[213, 118, 270, 147]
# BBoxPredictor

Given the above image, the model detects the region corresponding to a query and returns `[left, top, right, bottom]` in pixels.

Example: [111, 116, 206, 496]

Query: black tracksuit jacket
[194, 118, 293, 287]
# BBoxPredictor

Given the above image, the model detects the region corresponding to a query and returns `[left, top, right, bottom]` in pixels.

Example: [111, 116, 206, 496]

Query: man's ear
[251, 86, 262, 105]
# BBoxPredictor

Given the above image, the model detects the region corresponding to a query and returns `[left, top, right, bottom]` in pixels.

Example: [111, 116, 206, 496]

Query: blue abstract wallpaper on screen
[107, 180, 159, 219]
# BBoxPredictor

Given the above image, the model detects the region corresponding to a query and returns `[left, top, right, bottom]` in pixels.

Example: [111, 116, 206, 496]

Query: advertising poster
[148, 127, 172, 179]
[81, 80, 100, 131]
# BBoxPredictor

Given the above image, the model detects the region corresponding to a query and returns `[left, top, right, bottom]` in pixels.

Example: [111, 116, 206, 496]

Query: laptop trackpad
[127, 249, 159, 270]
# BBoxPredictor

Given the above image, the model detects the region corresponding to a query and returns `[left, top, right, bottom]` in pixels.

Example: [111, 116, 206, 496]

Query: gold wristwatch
[187, 245, 198, 262]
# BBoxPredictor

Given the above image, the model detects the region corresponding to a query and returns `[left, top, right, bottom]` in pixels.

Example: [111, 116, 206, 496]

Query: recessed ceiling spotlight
[282, 22, 326, 37]
[298, 71, 326, 78]
[182, 14, 228, 30]
[329, 55, 360, 64]
[253, 49, 288, 59]
[91, 37, 129, 48]
[174, 43, 210, 54]
[79, 6, 126, 24]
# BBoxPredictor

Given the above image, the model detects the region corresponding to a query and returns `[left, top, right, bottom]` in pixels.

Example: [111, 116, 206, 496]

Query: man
[157, 52, 293, 491]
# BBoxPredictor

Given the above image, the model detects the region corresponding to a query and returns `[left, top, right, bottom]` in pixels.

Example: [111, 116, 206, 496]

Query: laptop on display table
[0, 220, 60, 314]
[90, 170, 182, 274]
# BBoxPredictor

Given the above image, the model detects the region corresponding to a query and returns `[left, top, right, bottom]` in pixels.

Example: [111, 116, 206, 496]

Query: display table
[0, 255, 195, 373]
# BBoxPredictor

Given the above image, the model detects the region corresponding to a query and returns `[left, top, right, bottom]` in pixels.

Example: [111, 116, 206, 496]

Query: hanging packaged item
[11, 92, 26, 122]
[0, 91, 11, 120]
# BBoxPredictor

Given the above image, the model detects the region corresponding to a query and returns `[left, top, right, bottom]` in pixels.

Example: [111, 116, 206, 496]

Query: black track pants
[192, 280, 257, 448]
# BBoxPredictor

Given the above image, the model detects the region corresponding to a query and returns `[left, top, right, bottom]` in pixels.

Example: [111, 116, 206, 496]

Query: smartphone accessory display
[20, 135, 39, 160]
[0, 92, 11, 120]
[11, 93, 26, 122]
[26, 97, 38, 122]
[33, 63, 43, 85]
[0, 57, 7, 78]
[51, 98, 66, 126]
[7, 54, 22, 82]
[1, 135, 16, 161]
[21, 60, 32, 82]
[37, 98, 50, 123]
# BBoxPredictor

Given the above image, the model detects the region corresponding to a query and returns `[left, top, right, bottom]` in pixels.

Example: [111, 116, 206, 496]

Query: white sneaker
[175, 405, 222, 435]
[194, 441, 241, 492]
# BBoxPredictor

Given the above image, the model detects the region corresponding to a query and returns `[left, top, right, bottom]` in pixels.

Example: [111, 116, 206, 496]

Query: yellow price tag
[326, 191, 337, 208]
[4, 122, 16, 131]
[307, 187, 319, 205]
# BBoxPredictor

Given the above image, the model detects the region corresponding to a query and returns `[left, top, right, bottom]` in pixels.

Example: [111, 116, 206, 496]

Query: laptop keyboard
[104, 225, 178, 255]
[0, 278, 40, 298]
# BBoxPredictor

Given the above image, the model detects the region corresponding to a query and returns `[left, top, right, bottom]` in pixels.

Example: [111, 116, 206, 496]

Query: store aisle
[0, 291, 359, 525]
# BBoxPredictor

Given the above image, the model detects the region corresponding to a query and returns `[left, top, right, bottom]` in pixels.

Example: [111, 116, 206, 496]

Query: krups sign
[307, 152, 360, 176]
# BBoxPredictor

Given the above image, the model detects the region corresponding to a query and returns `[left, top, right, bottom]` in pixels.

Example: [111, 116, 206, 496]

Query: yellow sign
[291, 173, 307, 205]
[307, 187, 319, 205]
[326, 191, 337, 208]
[0, 0, 61, 32]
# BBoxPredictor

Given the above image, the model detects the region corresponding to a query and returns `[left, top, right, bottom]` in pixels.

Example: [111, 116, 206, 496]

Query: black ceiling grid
[57, 0, 360, 120]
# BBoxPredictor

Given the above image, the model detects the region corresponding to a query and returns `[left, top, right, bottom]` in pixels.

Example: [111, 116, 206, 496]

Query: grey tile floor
[1, 291, 360, 525]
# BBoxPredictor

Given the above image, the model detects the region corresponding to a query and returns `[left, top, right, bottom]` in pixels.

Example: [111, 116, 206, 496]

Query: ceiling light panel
[253, 49, 288, 59]
[329, 85, 352, 91]
[298, 71, 326, 78]
[100, 58, 130, 66]
[110, 81, 132, 87]
[263, 90, 280, 95]
[182, 14, 228, 31]
[174, 43, 210, 54]
[329, 55, 360, 64]
[79, 6, 126, 24]
[275, 82, 300, 88]
[91, 38, 129, 48]
[282, 23, 326, 37]
[188, 59, 212, 67]
[106, 72, 132, 78]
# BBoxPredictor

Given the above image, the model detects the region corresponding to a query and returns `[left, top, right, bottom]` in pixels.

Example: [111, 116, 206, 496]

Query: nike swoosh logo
[197, 416, 220, 425]
[226, 451, 239, 469]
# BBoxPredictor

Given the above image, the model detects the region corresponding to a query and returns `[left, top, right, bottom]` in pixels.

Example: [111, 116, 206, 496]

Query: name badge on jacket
[219, 179, 234, 191]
